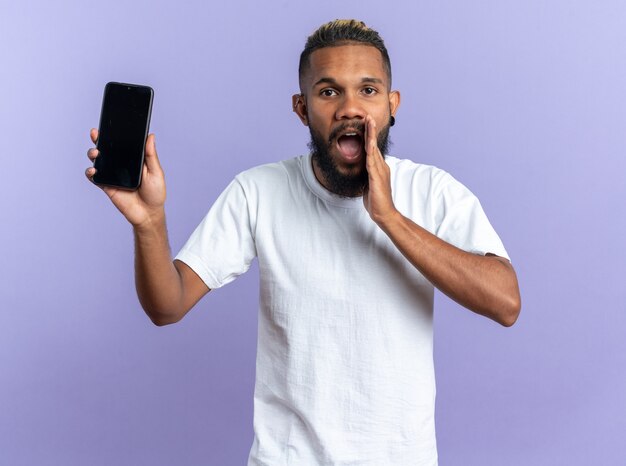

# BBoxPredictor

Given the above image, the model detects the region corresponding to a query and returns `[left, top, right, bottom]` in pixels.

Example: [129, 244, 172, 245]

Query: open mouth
[336, 131, 364, 161]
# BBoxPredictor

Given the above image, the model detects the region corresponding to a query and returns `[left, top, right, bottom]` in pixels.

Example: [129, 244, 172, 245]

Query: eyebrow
[313, 77, 384, 87]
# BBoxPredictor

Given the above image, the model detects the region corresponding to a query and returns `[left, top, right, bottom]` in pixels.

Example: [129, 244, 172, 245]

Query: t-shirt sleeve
[174, 178, 257, 290]
[433, 172, 510, 261]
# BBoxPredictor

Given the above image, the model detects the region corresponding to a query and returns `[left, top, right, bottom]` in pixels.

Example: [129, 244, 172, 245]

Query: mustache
[327, 121, 366, 145]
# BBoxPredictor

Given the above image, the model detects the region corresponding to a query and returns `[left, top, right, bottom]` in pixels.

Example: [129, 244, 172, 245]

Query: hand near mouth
[363, 115, 399, 226]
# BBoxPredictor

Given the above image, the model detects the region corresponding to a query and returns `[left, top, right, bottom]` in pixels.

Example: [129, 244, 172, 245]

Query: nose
[335, 93, 365, 121]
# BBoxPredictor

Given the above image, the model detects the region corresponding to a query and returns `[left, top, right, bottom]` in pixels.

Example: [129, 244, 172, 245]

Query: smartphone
[93, 82, 154, 190]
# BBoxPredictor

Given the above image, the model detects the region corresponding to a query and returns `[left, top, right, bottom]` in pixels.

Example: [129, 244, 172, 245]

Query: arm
[363, 116, 521, 327]
[133, 213, 210, 326]
[86, 129, 209, 325]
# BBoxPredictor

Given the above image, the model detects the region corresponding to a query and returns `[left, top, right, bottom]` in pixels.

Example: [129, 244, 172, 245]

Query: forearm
[133, 211, 185, 325]
[377, 210, 521, 326]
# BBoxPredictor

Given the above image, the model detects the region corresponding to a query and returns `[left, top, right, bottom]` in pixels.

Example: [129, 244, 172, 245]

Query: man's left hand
[363, 115, 398, 226]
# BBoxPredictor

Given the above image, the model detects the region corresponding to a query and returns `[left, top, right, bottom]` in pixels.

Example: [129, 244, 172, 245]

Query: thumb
[144, 134, 162, 173]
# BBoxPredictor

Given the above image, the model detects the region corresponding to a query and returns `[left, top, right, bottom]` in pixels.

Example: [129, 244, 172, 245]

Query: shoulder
[386, 155, 458, 194]
[228, 156, 307, 206]
[234, 156, 302, 188]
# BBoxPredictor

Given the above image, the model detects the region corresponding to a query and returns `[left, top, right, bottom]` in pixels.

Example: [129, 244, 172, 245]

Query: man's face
[294, 44, 400, 197]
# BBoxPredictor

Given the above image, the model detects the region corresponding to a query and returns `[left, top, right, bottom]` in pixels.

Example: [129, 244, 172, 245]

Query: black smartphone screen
[93, 82, 153, 190]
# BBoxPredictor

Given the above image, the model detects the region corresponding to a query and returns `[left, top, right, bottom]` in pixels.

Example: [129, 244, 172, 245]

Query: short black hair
[298, 19, 392, 90]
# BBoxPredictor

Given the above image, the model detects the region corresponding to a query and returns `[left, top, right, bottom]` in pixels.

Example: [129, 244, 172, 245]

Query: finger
[143, 133, 162, 173]
[87, 148, 99, 162]
[85, 166, 97, 181]
[366, 116, 377, 154]
[365, 116, 382, 168]
[90, 128, 98, 144]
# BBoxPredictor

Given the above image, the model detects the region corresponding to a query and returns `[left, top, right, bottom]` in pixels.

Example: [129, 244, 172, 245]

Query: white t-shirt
[175, 154, 509, 466]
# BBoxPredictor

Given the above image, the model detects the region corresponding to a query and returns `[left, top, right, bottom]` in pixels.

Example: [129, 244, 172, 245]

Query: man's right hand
[85, 128, 166, 228]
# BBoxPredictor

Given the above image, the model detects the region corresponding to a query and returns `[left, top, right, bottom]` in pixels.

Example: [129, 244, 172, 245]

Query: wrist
[133, 208, 166, 235]
[373, 207, 403, 232]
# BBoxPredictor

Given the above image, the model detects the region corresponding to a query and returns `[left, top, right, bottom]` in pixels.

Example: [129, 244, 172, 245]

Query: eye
[320, 89, 338, 97]
[362, 87, 378, 96]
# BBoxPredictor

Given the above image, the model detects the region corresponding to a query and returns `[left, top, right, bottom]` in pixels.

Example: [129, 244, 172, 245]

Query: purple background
[1, 1, 625, 465]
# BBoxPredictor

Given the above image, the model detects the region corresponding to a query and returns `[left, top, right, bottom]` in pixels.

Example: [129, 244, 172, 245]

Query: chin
[332, 160, 366, 181]
[335, 154, 365, 170]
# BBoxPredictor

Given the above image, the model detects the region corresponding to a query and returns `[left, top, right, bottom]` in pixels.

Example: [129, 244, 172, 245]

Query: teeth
[345, 132, 357, 136]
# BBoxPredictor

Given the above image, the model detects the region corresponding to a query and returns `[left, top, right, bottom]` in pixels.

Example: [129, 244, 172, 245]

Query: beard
[308, 120, 392, 198]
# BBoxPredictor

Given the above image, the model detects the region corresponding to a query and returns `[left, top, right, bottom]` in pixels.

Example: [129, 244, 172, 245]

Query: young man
[86, 19, 520, 466]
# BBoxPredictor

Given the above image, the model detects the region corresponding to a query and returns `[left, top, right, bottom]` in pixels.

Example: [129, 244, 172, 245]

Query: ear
[292, 94, 309, 126]
[389, 90, 401, 117]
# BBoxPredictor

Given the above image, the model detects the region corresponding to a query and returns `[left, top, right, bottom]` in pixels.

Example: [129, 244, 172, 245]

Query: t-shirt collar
[300, 153, 364, 209]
